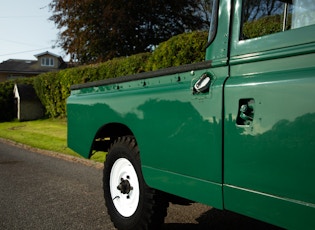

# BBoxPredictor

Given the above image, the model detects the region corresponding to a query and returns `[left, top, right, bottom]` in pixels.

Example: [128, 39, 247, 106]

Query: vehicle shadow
[163, 206, 283, 230]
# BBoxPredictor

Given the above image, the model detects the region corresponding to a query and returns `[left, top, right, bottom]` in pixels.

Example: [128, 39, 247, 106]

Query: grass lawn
[0, 119, 105, 163]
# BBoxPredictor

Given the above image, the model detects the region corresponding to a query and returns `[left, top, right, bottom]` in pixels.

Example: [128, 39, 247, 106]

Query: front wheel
[103, 136, 168, 230]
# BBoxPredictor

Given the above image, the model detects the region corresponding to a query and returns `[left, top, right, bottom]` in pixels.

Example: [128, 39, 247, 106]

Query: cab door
[224, 0, 315, 229]
[141, 0, 231, 208]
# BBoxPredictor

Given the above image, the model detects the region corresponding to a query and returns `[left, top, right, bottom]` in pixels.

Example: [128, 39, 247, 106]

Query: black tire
[103, 136, 168, 230]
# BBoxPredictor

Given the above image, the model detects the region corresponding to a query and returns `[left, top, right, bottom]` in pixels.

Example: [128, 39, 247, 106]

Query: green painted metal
[67, 0, 315, 229]
[68, 65, 228, 207]
[67, 0, 231, 208]
[223, 1, 315, 229]
[142, 165, 223, 209]
[224, 185, 315, 230]
[205, 0, 231, 66]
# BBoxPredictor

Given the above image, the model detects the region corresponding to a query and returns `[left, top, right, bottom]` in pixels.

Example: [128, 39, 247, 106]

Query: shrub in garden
[0, 81, 15, 121]
[29, 31, 207, 119]
[33, 53, 151, 118]
[145, 31, 208, 71]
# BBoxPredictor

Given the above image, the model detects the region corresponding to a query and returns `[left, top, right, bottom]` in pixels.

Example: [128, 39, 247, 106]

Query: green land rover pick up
[67, 0, 315, 229]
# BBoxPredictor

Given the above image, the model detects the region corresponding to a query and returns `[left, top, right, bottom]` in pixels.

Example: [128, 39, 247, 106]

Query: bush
[0, 81, 15, 121]
[33, 53, 151, 118]
[24, 31, 207, 119]
[145, 31, 208, 71]
[34, 72, 63, 118]
[97, 52, 150, 80]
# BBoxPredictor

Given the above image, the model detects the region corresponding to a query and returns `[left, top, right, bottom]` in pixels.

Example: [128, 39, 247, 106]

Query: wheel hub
[109, 158, 140, 217]
[117, 178, 133, 195]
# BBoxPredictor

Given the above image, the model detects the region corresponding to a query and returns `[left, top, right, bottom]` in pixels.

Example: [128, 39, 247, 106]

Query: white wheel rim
[110, 158, 140, 217]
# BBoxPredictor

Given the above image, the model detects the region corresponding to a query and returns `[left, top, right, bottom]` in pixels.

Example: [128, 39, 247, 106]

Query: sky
[0, 0, 68, 63]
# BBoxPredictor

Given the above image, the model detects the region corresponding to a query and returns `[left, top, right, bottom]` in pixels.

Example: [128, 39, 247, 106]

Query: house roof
[34, 51, 61, 59]
[0, 59, 45, 74]
[0, 50, 67, 74]
[34, 51, 66, 68]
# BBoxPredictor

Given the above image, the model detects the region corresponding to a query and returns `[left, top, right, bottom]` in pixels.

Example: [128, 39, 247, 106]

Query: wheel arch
[96, 123, 193, 208]
[89, 122, 134, 158]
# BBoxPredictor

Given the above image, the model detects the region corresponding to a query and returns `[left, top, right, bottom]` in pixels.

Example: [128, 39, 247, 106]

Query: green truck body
[67, 1, 315, 229]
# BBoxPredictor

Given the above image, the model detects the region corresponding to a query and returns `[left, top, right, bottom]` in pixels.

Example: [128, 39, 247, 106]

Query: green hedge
[1, 31, 208, 120]
[33, 52, 151, 118]
[33, 31, 207, 118]
[145, 31, 208, 71]
[0, 81, 15, 121]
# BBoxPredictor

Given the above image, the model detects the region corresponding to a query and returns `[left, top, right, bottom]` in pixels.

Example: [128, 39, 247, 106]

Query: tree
[49, 0, 208, 64]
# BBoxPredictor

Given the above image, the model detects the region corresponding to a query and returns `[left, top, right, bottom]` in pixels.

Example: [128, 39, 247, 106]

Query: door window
[241, 0, 315, 40]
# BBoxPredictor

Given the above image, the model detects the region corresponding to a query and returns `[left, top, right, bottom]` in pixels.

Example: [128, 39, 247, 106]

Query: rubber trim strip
[70, 60, 212, 90]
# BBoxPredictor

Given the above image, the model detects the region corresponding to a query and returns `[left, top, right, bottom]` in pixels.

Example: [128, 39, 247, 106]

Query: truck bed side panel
[67, 64, 228, 207]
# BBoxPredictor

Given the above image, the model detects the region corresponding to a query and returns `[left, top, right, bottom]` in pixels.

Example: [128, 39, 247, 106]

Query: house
[13, 84, 44, 121]
[0, 51, 67, 82]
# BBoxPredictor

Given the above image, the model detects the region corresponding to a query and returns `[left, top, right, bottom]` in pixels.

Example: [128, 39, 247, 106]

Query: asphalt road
[0, 140, 282, 230]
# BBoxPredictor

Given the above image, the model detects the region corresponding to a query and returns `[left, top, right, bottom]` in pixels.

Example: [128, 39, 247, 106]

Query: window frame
[206, 0, 220, 47]
[41, 57, 54, 67]
[230, 0, 315, 65]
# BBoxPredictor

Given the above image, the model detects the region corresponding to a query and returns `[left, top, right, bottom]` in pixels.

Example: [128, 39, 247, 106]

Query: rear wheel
[103, 136, 168, 230]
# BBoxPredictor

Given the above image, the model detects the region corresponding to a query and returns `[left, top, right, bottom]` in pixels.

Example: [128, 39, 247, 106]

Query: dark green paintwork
[222, 2, 315, 229]
[67, 0, 315, 229]
[68, 66, 228, 207]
